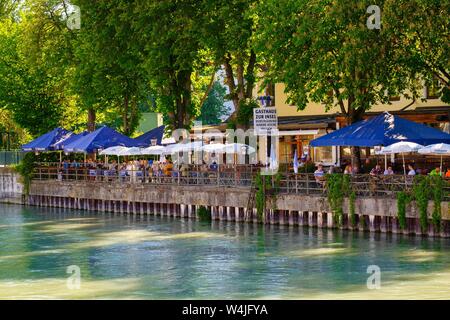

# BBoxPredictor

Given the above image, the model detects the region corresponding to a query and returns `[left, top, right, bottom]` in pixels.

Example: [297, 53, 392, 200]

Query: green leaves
[383, 0, 449, 102]
[0, 15, 67, 136]
[257, 0, 420, 122]
[197, 81, 230, 125]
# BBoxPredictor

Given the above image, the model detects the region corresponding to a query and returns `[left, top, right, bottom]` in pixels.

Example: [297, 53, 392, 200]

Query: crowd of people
[59, 158, 228, 182]
[56, 156, 450, 186]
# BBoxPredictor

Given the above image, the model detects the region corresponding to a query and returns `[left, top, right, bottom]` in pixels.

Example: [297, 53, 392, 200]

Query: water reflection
[0, 204, 449, 299]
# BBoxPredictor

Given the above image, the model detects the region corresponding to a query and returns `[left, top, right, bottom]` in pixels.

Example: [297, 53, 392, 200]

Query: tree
[197, 81, 230, 125]
[199, 0, 260, 129]
[0, 12, 68, 136]
[257, 0, 419, 167]
[0, 109, 31, 149]
[71, 0, 151, 135]
[130, 0, 211, 131]
[384, 0, 450, 103]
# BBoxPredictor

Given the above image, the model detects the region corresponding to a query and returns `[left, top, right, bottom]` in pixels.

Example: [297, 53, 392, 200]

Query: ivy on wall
[197, 206, 212, 222]
[326, 174, 356, 227]
[396, 175, 447, 232]
[396, 191, 411, 230]
[13, 153, 36, 195]
[254, 172, 282, 222]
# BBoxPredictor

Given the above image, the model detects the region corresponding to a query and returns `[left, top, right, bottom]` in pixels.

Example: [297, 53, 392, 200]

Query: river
[0, 204, 449, 299]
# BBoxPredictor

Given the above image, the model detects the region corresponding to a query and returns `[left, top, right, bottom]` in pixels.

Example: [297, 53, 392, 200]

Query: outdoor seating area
[20, 112, 450, 201]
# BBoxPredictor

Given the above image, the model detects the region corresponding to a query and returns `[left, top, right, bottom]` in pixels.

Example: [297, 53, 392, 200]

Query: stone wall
[0, 167, 23, 203]
[26, 180, 450, 237]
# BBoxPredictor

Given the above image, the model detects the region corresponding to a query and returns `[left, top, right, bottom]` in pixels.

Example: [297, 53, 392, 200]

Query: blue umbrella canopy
[310, 112, 450, 147]
[53, 131, 89, 150]
[64, 126, 139, 153]
[22, 128, 72, 152]
[133, 125, 165, 147]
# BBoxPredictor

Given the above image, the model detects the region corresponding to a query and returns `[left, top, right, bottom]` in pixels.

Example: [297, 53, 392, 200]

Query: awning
[22, 128, 72, 152]
[310, 112, 450, 147]
[133, 125, 165, 147]
[64, 126, 139, 153]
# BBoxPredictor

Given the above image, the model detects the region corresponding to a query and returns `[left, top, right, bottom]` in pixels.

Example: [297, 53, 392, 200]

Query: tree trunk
[87, 108, 96, 132]
[172, 70, 192, 130]
[223, 51, 257, 131]
[123, 94, 129, 135]
[129, 96, 138, 135]
[347, 104, 365, 172]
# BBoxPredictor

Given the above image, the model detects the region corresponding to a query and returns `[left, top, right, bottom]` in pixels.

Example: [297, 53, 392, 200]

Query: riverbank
[27, 178, 450, 237]
[1, 167, 449, 237]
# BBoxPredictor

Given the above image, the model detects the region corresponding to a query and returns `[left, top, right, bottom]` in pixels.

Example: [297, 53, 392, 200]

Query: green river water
[0, 204, 449, 299]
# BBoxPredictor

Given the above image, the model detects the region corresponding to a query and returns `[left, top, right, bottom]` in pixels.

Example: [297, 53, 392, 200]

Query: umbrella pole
[440, 155, 443, 175]
[385, 154, 387, 171]
[402, 153, 407, 187]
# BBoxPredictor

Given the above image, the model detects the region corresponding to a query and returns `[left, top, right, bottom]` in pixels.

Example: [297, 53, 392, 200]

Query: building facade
[265, 82, 450, 167]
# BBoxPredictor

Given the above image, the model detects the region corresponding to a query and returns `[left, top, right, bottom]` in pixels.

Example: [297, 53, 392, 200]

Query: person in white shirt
[314, 164, 325, 186]
[407, 164, 416, 176]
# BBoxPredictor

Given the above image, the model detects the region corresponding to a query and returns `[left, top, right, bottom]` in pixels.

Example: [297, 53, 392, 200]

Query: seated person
[314, 164, 325, 184]
[370, 164, 383, 176]
[407, 164, 416, 176]
[446, 168, 450, 178]
[383, 166, 394, 175]
[180, 164, 189, 177]
[344, 165, 353, 175]
[163, 161, 173, 176]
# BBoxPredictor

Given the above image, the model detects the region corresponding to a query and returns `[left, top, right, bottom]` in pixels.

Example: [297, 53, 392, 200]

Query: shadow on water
[0, 204, 449, 299]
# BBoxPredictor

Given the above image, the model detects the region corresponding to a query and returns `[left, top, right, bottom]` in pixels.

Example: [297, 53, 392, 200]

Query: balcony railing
[31, 162, 450, 200]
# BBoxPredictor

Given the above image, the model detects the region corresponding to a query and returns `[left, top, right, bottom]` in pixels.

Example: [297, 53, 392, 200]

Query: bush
[14, 153, 36, 195]
[197, 206, 211, 221]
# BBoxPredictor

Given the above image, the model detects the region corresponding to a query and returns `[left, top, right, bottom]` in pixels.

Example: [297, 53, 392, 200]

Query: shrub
[197, 206, 211, 221]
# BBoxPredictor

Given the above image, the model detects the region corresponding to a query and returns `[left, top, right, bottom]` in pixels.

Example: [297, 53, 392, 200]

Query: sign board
[253, 107, 278, 135]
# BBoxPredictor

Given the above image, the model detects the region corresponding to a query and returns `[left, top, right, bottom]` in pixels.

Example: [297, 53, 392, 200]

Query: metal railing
[32, 162, 450, 200]
[32, 163, 256, 188]
[0, 150, 24, 166]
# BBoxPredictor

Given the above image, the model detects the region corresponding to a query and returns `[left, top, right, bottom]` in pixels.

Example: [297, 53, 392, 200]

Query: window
[314, 146, 333, 164]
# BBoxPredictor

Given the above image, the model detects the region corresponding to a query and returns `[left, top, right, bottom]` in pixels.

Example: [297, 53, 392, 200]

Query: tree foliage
[257, 0, 420, 123]
[0, 0, 448, 144]
[384, 0, 450, 103]
[256, 0, 428, 166]
[197, 81, 230, 125]
[199, 0, 260, 128]
[0, 12, 68, 136]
